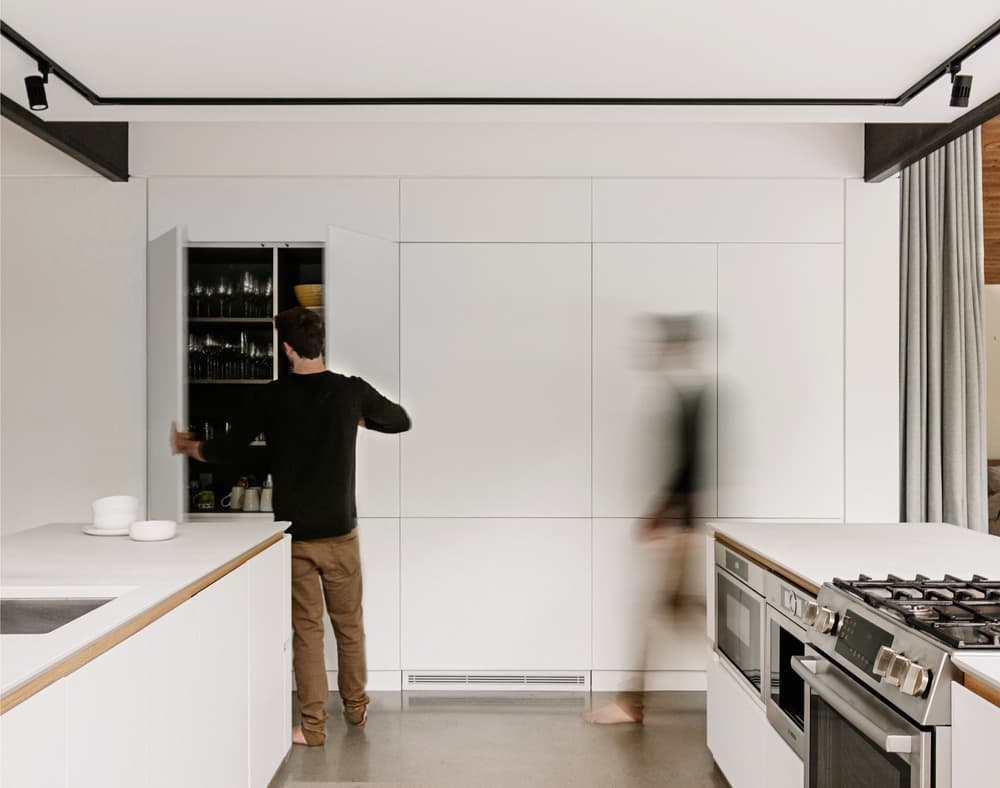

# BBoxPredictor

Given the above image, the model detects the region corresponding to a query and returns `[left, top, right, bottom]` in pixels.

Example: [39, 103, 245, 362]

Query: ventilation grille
[405, 672, 587, 688]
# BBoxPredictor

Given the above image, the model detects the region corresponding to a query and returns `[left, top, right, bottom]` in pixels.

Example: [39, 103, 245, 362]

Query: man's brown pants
[291, 529, 369, 745]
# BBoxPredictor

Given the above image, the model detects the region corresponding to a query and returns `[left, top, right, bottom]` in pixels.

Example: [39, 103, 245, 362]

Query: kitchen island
[0, 522, 291, 788]
[706, 521, 1000, 788]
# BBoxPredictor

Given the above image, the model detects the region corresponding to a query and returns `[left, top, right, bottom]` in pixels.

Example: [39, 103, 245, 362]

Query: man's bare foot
[582, 702, 643, 725]
[291, 725, 308, 745]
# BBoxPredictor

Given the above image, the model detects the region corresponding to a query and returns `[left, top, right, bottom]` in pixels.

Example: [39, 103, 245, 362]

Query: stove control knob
[873, 646, 897, 678]
[815, 607, 839, 634]
[803, 601, 820, 627]
[900, 663, 931, 697]
[885, 654, 912, 688]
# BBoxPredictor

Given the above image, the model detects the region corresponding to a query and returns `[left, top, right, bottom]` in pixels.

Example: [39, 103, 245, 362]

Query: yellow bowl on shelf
[294, 284, 324, 307]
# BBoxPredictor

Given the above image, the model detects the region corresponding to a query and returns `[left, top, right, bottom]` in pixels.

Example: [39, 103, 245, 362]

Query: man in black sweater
[174, 306, 410, 746]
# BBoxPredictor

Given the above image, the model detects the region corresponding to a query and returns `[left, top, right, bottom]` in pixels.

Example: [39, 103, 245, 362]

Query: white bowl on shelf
[129, 520, 177, 542]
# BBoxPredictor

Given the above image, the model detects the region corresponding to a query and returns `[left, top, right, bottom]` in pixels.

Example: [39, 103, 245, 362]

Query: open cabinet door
[147, 227, 187, 521]
[325, 227, 400, 517]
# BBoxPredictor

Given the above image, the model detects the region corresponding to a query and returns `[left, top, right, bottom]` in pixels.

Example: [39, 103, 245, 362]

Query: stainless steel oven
[765, 575, 813, 758]
[792, 648, 938, 788]
[714, 543, 766, 700]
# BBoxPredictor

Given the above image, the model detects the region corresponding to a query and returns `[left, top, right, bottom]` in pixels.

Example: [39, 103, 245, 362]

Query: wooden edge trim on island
[0, 532, 284, 715]
[714, 532, 820, 596]
[962, 673, 1000, 709]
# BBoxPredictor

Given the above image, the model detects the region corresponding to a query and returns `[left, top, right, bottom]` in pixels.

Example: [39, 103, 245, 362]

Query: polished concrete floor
[270, 691, 727, 788]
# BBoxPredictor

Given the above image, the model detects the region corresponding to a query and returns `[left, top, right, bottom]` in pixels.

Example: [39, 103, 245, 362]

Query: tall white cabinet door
[717, 244, 843, 519]
[593, 244, 717, 519]
[325, 227, 401, 517]
[147, 227, 187, 522]
[323, 519, 400, 672]
[400, 518, 591, 670]
[400, 243, 591, 517]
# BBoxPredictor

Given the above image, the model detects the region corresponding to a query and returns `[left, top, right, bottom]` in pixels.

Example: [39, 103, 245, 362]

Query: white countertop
[709, 520, 1000, 692]
[709, 521, 1000, 591]
[951, 654, 1000, 695]
[1, 521, 287, 698]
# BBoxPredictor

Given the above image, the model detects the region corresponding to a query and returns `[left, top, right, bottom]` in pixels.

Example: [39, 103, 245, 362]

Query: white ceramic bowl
[129, 520, 176, 542]
[92, 495, 139, 530]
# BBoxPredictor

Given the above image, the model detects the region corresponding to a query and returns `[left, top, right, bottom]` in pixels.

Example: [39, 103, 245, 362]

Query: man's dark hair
[274, 307, 325, 360]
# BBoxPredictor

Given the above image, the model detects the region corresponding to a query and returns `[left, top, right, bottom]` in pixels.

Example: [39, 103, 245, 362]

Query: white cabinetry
[717, 244, 843, 518]
[249, 536, 292, 787]
[593, 178, 843, 243]
[325, 228, 401, 517]
[399, 243, 591, 518]
[952, 682, 1000, 788]
[764, 718, 804, 788]
[706, 651, 767, 788]
[1, 538, 289, 788]
[400, 518, 591, 670]
[400, 178, 590, 242]
[0, 682, 67, 788]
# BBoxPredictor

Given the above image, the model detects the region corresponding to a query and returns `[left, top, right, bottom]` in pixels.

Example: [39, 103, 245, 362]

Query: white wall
[1, 120, 147, 534]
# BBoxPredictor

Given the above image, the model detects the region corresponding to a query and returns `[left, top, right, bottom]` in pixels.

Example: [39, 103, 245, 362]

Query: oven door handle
[791, 656, 916, 754]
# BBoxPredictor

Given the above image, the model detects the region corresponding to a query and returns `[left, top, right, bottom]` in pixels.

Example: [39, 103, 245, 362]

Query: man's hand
[171, 422, 206, 462]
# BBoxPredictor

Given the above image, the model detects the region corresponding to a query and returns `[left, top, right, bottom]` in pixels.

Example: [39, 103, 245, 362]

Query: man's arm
[356, 379, 411, 434]
[171, 388, 270, 463]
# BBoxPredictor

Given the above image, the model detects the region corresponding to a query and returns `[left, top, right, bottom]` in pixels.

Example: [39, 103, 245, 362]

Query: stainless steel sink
[0, 597, 115, 634]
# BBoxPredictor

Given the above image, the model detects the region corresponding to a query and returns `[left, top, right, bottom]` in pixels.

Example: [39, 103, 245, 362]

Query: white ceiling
[1, 1, 998, 122]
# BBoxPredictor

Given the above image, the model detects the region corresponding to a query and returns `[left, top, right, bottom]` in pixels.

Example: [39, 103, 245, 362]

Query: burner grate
[833, 574, 1000, 650]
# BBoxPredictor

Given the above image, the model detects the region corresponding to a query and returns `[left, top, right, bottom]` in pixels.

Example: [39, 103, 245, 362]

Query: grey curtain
[901, 128, 987, 531]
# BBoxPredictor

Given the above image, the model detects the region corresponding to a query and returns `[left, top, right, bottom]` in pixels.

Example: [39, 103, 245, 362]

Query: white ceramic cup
[242, 487, 261, 512]
[91, 495, 139, 530]
[259, 487, 273, 513]
[221, 486, 245, 510]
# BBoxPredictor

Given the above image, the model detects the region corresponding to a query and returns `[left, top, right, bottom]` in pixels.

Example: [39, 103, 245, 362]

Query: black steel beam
[864, 90, 1000, 182]
[1, 94, 128, 181]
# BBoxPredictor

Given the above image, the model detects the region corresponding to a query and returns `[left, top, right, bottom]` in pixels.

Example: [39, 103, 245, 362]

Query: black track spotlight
[24, 61, 50, 111]
[948, 61, 973, 108]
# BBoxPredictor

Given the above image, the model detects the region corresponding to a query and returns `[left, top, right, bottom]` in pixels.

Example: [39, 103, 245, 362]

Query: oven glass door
[793, 653, 931, 788]
[715, 567, 763, 695]
[767, 606, 806, 753]
[810, 693, 913, 788]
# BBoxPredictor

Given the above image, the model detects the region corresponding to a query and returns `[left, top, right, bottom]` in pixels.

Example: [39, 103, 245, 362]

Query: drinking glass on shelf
[190, 280, 205, 318]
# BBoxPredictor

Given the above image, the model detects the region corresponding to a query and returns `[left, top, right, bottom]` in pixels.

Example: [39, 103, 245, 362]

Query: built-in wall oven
[714, 543, 765, 699]
[765, 574, 813, 758]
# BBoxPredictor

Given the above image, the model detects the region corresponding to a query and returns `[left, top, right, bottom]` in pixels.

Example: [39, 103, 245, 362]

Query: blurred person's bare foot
[291, 725, 308, 745]
[582, 702, 643, 724]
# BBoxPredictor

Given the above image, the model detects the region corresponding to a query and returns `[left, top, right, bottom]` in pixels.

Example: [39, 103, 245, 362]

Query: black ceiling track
[0, 94, 128, 181]
[1, 18, 998, 107]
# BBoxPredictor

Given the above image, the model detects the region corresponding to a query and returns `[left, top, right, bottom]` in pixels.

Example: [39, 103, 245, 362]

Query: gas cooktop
[832, 574, 1000, 650]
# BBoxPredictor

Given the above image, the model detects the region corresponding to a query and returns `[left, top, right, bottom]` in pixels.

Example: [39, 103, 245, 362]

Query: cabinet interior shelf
[189, 317, 273, 324]
[190, 379, 273, 385]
